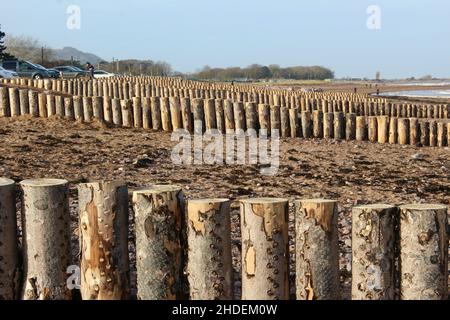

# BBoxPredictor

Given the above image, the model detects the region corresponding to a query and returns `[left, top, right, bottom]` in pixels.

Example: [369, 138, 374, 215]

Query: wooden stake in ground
[351, 204, 398, 300]
[295, 199, 340, 300]
[133, 186, 186, 300]
[78, 181, 130, 300]
[20, 179, 72, 300]
[399, 204, 448, 300]
[0, 178, 19, 300]
[187, 199, 233, 300]
[240, 198, 289, 300]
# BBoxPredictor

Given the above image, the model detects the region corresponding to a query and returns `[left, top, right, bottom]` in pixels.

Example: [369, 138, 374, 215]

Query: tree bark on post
[324, 113, 334, 139]
[55, 95, 64, 118]
[181, 97, 193, 133]
[312, 110, 323, 138]
[397, 118, 410, 145]
[73, 96, 83, 122]
[437, 122, 446, 147]
[295, 199, 340, 300]
[0, 178, 19, 300]
[289, 108, 299, 138]
[233, 102, 246, 131]
[8, 88, 20, 117]
[121, 99, 133, 128]
[93, 97, 104, 121]
[46, 94, 56, 117]
[132, 97, 143, 128]
[215, 99, 225, 134]
[240, 198, 289, 300]
[151, 97, 162, 131]
[63, 97, 74, 121]
[345, 113, 356, 140]
[246, 102, 258, 133]
[409, 118, 419, 146]
[356, 116, 367, 141]
[169, 96, 183, 131]
[351, 204, 398, 300]
[368, 117, 378, 143]
[419, 121, 429, 147]
[112, 98, 122, 126]
[83, 97, 93, 122]
[133, 186, 185, 300]
[19, 89, 30, 115]
[192, 98, 205, 133]
[187, 199, 233, 300]
[160, 97, 172, 132]
[389, 117, 398, 144]
[20, 179, 72, 300]
[258, 104, 271, 134]
[399, 204, 448, 300]
[224, 100, 235, 132]
[78, 181, 130, 300]
[142, 97, 152, 129]
[301, 111, 312, 138]
[333, 112, 345, 140]
[280, 107, 290, 138]
[0, 86, 10, 117]
[38, 93, 47, 118]
[103, 97, 112, 123]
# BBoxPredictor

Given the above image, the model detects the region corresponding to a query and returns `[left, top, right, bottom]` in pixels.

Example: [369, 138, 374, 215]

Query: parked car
[32, 63, 61, 79]
[0, 66, 19, 79]
[53, 66, 88, 79]
[94, 70, 115, 78]
[0, 60, 52, 79]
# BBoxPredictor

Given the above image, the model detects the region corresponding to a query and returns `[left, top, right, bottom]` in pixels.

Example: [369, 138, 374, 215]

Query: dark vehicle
[33, 63, 61, 79]
[53, 66, 88, 79]
[0, 60, 52, 79]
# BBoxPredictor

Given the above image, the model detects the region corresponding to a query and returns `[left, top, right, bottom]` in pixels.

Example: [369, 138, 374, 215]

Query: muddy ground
[1, 117, 449, 299]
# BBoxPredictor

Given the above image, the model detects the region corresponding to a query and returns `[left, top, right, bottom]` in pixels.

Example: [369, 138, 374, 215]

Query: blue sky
[1, 0, 449, 78]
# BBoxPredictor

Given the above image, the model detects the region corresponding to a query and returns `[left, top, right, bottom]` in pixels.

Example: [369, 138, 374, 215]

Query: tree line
[193, 64, 334, 81]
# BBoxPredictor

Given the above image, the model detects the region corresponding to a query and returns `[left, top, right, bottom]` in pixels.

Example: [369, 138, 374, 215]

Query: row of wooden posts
[0, 178, 447, 300]
[1, 85, 449, 147]
[2, 77, 449, 119]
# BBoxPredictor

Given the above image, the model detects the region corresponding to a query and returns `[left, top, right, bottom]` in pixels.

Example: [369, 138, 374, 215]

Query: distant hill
[53, 47, 105, 64]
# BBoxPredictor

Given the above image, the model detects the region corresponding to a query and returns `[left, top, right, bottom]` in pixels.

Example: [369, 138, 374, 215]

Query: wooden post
[132, 97, 143, 128]
[258, 104, 271, 134]
[169, 97, 183, 131]
[203, 99, 217, 130]
[240, 198, 289, 300]
[399, 204, 448, 300]
[64, 97, 75, 121]
[346, 113, 356, 140]
[301, 111, 312, 138]
[289, 108, 299, 138]
[160, 97, 172, 132]
[410, 118, 419, 146]
[246, 103, 259, 133]
[0, 86, 10, 117]
[351, 204, 397, 300]
[429, 121, 437, 147]
[19, 89, 30, 115]
[121, 99, 133, 128]
[8, 88, 20, 117]
[324, 113, 334, 139]
[215, 99, 225, 134]
[334, 112, 345, 140]
[20, 179, 71, 300]
[388, 117, 397, 144]
[73, 96, 83, 122]
[103, 97, 112, 123]
[368, 117, 377, 143]
[295, 199, 340, 300]
[133, 186, 185, 300]
[46, 94, 56, 117]
[397, 118, 409, 145]
[223, 100, 235, 132]
[312, 110, 323, 138]
[112, 98, 122, 126]
[55, 95, 64, 118]
[377, 116, 389, 144]
[78, 181, 130, 300]
[83, 97, 93, 122]
[419, 121, 430, 147]
[151, 97, 162, 130]
[38, 93, 47, 118]
[233, 102, 246, 131]
[92, 97, 104, 121]
[0, 178, 19, 300]
[142, 97, 152, 129]
[192, 98, 205, 133]
[187, 199, 233, 300]
[437, 122, 446, 147]
[181, 97, 193, 133]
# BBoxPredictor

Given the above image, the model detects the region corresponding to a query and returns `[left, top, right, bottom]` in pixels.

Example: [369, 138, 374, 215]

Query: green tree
[0, 27, 15, 60]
